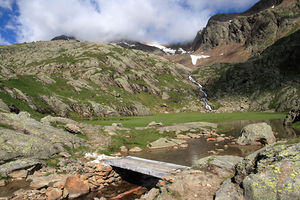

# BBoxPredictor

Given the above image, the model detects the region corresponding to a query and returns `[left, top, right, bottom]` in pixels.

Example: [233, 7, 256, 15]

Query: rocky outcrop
[237, 123, 276, 145]
[192, 0, 299, 55]
[215, 142, 300, 200]
[283, 107, 300, 125]
[0, 112, 83, 176]
[41, 95, 71, 117]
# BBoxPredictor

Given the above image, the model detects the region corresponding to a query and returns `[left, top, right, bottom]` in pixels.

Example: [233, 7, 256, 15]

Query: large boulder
[64, 176, 90, 199]
[0, 128, 59, 162]
[237, 123, 276, 145]
[193, 155, 243, 178]
[235, 143, 300, 200]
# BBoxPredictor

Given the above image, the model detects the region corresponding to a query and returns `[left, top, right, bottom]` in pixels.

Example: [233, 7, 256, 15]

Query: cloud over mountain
[2, 0, 259, 43]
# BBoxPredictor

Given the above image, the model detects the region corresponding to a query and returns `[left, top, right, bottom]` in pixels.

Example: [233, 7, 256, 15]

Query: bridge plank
[103, 156, 190, 178]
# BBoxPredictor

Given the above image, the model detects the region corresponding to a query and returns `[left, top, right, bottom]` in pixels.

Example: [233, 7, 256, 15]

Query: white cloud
[14, 0, 259, 43]
[0, 0, 14, 10]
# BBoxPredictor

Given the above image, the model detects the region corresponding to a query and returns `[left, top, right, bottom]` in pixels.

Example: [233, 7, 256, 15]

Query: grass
[85, 112, 286, 128]
[0, 123, 13, 130]
[106, 128, 176, 153]
[291, 121, 300, 131]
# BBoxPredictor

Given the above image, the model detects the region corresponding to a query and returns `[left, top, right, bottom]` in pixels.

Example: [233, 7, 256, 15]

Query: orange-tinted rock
[46, 187, 62, 200]
[64, 176, 90, 199]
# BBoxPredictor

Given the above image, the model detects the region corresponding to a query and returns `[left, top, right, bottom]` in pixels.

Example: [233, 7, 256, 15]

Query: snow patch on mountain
[190, 55, 210, 65]
[147, 43, 176, 55]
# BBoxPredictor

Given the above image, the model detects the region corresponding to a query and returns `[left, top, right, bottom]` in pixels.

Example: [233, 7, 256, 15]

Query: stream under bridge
[103, 156, 190, 178]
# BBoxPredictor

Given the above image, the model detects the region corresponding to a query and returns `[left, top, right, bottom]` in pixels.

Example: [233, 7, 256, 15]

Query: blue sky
[0, 0, 259, 45]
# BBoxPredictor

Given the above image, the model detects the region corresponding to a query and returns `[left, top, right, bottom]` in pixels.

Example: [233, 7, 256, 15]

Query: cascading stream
[188, 75, 212, 111]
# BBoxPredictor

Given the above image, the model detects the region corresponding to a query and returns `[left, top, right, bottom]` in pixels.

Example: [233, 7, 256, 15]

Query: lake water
[131, 119, 299, 166]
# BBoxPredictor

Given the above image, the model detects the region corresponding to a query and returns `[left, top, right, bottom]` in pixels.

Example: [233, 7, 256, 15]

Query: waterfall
[189, 75, 212, 111]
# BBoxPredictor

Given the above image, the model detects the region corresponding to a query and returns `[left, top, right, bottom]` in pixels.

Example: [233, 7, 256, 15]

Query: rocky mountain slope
[0, 40, 209, 119]
[192, 29, 300, 112]
[169, 0, 300, 68]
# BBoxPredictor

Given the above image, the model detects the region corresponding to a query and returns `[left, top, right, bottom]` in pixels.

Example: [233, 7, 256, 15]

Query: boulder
[237, 143, 300, 200]
[41, 95, 71, 117]
[46, 187, 63, 200]
[64, 176, 90, 199]
[215, 179, 244, 200]
[40, 115, 77, 126]
[193, 155, 243, 178]
[132, 102, 152, 116]
[148, 138, 187, 149]
[283, 108, 300, 126]
[237, 123, 276, 145]
[129, 147, 143, 152]
[0, 158, 41, 177]
[0, 99, 10, 112]
[29, 174, 68, 190]
[148, 121, 163, 127]
[65, 123, 83, 134]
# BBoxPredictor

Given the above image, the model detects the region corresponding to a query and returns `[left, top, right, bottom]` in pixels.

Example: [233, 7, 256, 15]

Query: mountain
[0, 40, 210, 119]
[170, 0, 300, 67]
[192, 30, 300, 112]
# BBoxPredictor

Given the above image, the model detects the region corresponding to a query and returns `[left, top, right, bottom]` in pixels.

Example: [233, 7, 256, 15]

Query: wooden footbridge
[103, 156, 190, 178]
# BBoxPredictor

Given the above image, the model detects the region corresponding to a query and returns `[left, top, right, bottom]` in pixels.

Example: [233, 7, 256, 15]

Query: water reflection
[131, 119, 299, 167]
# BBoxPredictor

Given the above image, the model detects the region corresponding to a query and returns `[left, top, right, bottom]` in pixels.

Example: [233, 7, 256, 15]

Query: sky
[0, 0, 259, 45]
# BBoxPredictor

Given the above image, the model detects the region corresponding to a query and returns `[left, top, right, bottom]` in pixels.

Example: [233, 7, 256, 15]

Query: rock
[41, 95, 71, 117]
[283, 107, 300, 126]
[216, 137, 225, 142]
[140, 188, 160, 200]
[193, 155, 243, 178]
[158, 122, 217, 134]
[207, 138, 216, 142]
[238, 143, 300, 200]
[129, 147, 142, 152]
[112, 123, 123, 128]
[120, 146, 128, 153]
[46, 187, 63, 200]
[148, 121, 163, 127]
[132, 102, 152, 116]
[237, 123, 276, 145]
[162, 92, 170, 100]
[0, 158, 41, 178]
[59, 152, 71, 158]
[187, 133, 201, 139]
[64, 176, 90, 199]
[8, 169, 28, 179]
[0, 179, 7, 187]
[148, 138, 187, 149]
[36, 74, 56, 84]
[88, 101, 119, 117]
[65, 123, 83, 134]
[40, 115, 77, 126]
[29, 174, 68, 190]
[0, 112, 83, 164]
[0, 99, 10, 112]
[177, 134, 191, 139]
[215, 179, 244, 200]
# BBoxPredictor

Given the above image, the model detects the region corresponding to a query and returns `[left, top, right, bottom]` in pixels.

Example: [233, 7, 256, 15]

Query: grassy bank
[85, 112, 286, 128]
